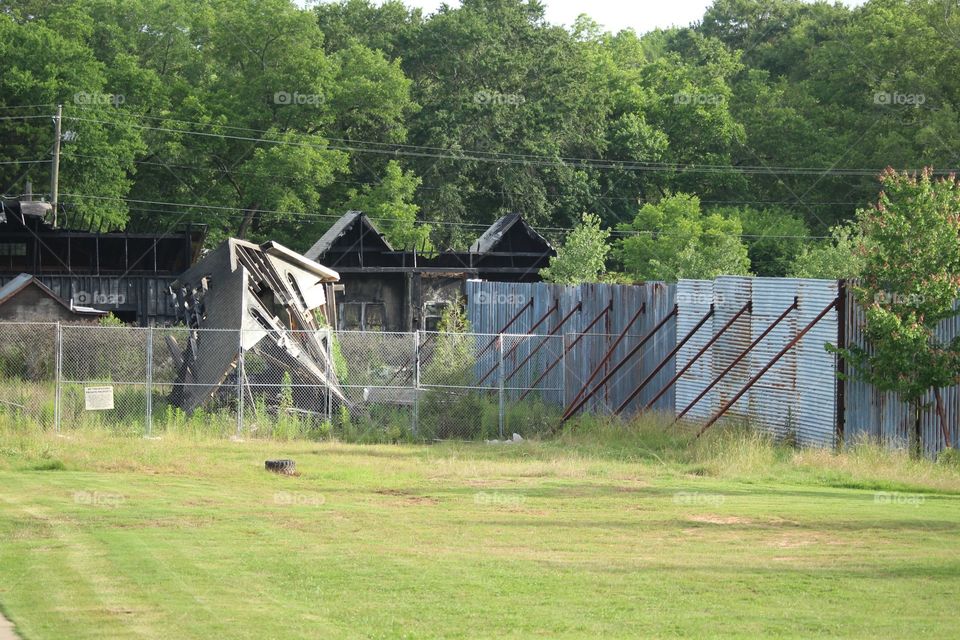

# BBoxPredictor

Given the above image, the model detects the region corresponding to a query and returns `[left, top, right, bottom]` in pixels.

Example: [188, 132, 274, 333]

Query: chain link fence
[0, 323, 574, 441]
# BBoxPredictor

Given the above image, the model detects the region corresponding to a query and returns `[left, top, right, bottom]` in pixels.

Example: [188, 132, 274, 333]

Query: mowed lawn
[1, 426, 959, 639]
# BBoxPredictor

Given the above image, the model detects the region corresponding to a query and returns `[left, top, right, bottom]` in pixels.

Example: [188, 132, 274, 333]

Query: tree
[837, 168, 960, 454]
[0, 11, 144, 228]
[539, 213, 610, 284]
[722, 206, 809, 277]
[340, 160, 431, 251]
[617, 193, 751, 281]
[788, 222, 865, 279]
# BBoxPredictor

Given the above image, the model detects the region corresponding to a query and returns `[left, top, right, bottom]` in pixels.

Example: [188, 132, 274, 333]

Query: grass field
[1, 420, 959, 639]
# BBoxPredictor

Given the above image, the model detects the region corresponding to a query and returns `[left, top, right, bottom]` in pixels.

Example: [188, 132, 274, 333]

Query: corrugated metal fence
[467, 277, 843, 449]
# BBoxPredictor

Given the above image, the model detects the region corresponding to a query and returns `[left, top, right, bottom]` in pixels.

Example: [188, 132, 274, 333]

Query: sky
[339, 0, 870, 35]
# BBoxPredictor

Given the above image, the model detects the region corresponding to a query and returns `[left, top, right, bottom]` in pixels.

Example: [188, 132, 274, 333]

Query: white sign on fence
[84, 386, 115, 411]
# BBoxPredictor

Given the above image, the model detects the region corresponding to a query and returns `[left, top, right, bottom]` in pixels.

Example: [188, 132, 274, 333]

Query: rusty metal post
[614, 304, 715, 416]
[696, 297, 839, 438]
[643, 301, 751, 413]
[835, 279, 847, 449]
[934, 387, 950, 449]
[519, 300, 612, 402]
[675, 298, 798, 423]
[562, 304, 674, 422]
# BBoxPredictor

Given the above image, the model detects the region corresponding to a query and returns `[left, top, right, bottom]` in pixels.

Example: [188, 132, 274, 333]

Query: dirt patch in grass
[686, 514, 754, 525]
[767, 532, 847, 549]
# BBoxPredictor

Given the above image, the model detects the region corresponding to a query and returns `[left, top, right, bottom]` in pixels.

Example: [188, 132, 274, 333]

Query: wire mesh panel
[418, 331, 500, 440]
[59, 324, 149, 434]
[327, 330, 415, 442]
[0, 322, 57, 430]
[502, 333, 565, 437]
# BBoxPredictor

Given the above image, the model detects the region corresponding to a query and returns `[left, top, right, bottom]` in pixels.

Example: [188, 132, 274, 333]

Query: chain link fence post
[236, 331, 244, 437]
[54, 322, 62, 433]
[498, 335, 505, 439]
[412, 330, 420, 437]
[145, 326, 153, 437]
[326, 327, 333, 422]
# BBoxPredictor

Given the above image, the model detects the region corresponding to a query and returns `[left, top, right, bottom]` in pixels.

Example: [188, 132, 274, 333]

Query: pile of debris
[167, 238, 348, 415]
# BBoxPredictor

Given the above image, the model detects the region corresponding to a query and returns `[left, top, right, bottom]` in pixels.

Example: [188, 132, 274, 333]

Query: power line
[60, 192, 831, 239]
[64, 113, 910, 177]
[65, 152, 866, 207]
[0, 115, 54, 122]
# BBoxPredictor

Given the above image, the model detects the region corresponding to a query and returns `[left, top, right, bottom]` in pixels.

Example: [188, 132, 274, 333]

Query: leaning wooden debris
[168, 238, 347, 415]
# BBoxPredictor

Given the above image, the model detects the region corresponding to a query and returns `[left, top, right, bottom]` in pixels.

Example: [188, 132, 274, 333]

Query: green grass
[1, 419, 959, 639]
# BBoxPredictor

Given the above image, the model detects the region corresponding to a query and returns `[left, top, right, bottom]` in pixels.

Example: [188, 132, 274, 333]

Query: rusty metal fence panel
[674, 280, 717, 421]
[795, 279, 839, 448]
[748, 279, 801, 440]
[675, 277, 837, 447]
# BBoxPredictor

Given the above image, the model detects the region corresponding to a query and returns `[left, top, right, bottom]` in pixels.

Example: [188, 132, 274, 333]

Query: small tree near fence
[836, 168, 960, 455]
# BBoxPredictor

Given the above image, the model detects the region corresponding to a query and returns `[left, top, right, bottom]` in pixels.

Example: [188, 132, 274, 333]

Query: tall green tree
[539, 213, 610, 284]
[837, 168, 960, 454]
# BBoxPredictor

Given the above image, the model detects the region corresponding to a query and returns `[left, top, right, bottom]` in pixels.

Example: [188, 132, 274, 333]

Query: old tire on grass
[265, 459, 296, 475]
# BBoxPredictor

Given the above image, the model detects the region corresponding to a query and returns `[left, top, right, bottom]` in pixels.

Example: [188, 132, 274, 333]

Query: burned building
[0, 198, 205, 324]
[304, 211, 554, 331]
[168, 238, 346, 414]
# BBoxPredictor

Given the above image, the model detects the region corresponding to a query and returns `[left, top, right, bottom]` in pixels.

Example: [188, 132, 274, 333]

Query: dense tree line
[1, 0, 957, 279]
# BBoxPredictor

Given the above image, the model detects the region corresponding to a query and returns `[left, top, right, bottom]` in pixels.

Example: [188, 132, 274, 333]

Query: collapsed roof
[168, 238, 346, 415]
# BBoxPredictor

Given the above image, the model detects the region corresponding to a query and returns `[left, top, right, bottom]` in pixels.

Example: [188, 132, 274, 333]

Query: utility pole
[50, 104, 62, 227]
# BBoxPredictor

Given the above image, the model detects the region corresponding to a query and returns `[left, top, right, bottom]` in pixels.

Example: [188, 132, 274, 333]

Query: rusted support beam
[675, 297, 799, 423]
[642, 301, 751, 412]
[505, 302, 582, 385]
[615, 304, 714, 416]
[477, 300, 559, 386]
[476, 297, 534, 361]
[559, 302, 647, 419]
[695, 297, 839, 438]
[562, 304, 674, 422]
[934, 387, 951, 449]
[518, 299, 612, 401]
